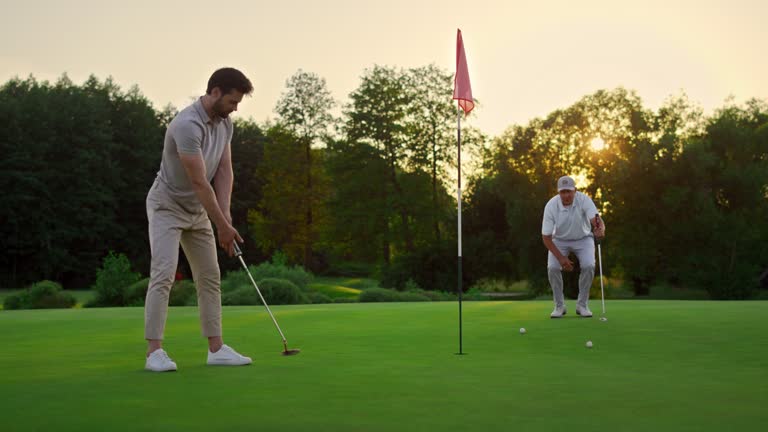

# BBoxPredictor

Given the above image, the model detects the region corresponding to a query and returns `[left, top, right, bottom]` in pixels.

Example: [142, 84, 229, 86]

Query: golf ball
[519, 327, 526, 334]
[586, 341, 593, 348]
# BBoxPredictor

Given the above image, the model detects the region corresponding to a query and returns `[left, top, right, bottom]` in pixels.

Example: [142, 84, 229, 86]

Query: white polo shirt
[541, 192, 598, 241]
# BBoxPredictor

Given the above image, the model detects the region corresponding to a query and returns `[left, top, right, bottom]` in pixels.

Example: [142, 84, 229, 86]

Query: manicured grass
[0, 301, 765, 431]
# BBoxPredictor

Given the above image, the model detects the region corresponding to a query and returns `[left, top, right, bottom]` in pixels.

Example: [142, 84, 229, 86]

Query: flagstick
[456, 104, 465, 355]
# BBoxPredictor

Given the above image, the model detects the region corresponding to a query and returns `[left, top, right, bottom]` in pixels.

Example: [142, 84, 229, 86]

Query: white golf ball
[519, 327, 526, 334]
[586, 340, 593, 348]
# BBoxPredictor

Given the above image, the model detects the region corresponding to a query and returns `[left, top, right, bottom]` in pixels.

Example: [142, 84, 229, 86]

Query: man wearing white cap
[541, 176, 605, 318]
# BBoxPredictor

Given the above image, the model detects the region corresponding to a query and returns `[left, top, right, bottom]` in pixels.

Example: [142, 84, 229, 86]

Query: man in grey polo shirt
[541, 176, 605, 318]
[144, 68, 253, 372]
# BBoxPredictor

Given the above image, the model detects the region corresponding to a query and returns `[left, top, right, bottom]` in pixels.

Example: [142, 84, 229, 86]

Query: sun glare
[590, 137, 606, 151]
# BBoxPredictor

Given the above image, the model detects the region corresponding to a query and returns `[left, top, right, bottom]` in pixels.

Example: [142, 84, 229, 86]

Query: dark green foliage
[359, 288, 402, 302]
[123, 278, 150, 306]
[221, 286, 261, 306]
[397, 291, 431, 302]
[250, 262, 314, 291]
[257, 278, 307, 305]
[89, 252, 141, 307]
[3, 280, 76, 309]
[169, 280, 197, 306]
[333, 297, 358, 303]
[359, 287, 431, 302]
[307, 292, 333, 304]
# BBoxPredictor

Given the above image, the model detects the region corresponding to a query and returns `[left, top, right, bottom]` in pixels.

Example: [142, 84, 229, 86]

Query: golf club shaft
[235, 254, 288, 344]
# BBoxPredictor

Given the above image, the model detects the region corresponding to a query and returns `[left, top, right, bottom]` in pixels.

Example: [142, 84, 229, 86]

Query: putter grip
[233, 242, 243, 257]
[594, 213, 603, 245]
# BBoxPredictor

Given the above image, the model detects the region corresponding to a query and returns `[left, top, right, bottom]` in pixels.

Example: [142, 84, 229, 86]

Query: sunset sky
[1, 0, 766, 136]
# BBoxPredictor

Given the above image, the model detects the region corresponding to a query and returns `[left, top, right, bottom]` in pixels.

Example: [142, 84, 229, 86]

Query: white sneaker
[145, 349, 177, 372]
[207, 344, 252, 366]
[550, 306, 567, 318]
[576, 305, 593, 318]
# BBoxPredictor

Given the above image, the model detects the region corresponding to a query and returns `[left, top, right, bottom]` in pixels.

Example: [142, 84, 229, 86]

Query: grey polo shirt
[155, 98, 233, 212]
[541, 192, 598, 241]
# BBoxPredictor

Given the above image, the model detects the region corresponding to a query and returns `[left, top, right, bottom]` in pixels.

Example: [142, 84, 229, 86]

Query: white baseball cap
[557, 176, 576, 192]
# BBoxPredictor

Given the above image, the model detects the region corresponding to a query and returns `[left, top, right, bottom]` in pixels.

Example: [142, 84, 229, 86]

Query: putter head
[599, 316, 608, 322]
[282, 348, 301, 356]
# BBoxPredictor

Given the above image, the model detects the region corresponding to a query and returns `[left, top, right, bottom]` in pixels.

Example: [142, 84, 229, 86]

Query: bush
[403, 279, 421, 292]
[4, 281, 76, 310]
[90, 252, 142, 307]
[333, 297, 357, 303]
[3, 292, 29, 310]
[359, 288, 402, 302]
[169, 280, 197, 306]
[464, 287, 487, 301]
[123, 277, 150, 306]
[307, 292, 333, 304]
[257, 278, 308, 305]
[221, 269, 252, 294]
[419, 290, 455, 301]
[470, 278, 530, 293]
[397, 291, 431, 302]
[222, 286, 262, 306]
[222, 263, 313, 293]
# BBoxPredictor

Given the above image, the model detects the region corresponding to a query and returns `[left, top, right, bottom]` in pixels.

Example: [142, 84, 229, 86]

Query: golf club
[233, 242, 300, 356]
[595, 213, 607, 322]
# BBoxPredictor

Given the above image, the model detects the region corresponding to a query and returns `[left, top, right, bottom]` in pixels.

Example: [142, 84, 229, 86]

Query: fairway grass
[0, 301, 765, 431]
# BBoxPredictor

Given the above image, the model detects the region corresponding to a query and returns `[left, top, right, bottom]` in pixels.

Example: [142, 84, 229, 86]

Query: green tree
[344, 65, 413, 260]
[273, 70, 335, 268]
[405, 65, 456, 242]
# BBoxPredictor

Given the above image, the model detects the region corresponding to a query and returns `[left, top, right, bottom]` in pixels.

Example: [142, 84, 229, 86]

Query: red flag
[453, 29, 474, 115]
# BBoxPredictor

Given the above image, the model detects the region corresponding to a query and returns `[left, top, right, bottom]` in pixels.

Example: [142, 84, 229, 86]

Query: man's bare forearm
[213, 167, 233, 222]
[191, 181, 230, 229]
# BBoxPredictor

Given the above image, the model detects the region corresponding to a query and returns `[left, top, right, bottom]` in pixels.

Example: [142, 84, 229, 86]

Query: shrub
[359, 288, 402, 303]
[257, 278, 307, 305]
[397, 291, 431, 302]
[4, 281, 76, 310]
[224, 263, 313, 292]
[123, 277, 150, 306]
[307, 292, 333, 304]
[222, 286, 262, 306]
[419, 290, 455, 301]
[3, 292, 29, 310]
[169, 280, 197, 306]
[221, 269, 252, 294]
[403, 279, 421, 292]
[464, 287, 487, 301]
[333, 297, 357, 303]
[91, 252, 141, 306]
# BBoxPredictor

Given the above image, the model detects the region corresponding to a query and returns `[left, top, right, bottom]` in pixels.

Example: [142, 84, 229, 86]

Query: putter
[595, 213, 607, 322]
[233, 242, 300, 356]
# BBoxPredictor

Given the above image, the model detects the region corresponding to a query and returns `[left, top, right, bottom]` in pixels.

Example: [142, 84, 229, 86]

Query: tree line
[1, 69, 766, 299]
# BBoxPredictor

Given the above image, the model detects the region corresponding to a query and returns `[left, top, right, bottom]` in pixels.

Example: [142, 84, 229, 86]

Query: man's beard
[212, 100, 231, 118]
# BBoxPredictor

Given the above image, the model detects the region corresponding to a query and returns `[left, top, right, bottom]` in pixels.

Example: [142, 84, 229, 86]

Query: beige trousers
[145, 180, 222, 340]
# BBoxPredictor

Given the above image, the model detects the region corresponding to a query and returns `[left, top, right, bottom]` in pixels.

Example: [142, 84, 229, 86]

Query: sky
[1, 0, 766, 137]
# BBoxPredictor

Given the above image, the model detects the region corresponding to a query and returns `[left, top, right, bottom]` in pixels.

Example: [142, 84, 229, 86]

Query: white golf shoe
[550, 306, 567, 318]
[145, 349, 178, 372]
[207, 344, 252, 366]
[576, 305, 593, 318]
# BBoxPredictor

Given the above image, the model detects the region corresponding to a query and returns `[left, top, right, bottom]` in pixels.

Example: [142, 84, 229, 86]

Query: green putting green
[0, 301, 765, 431]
